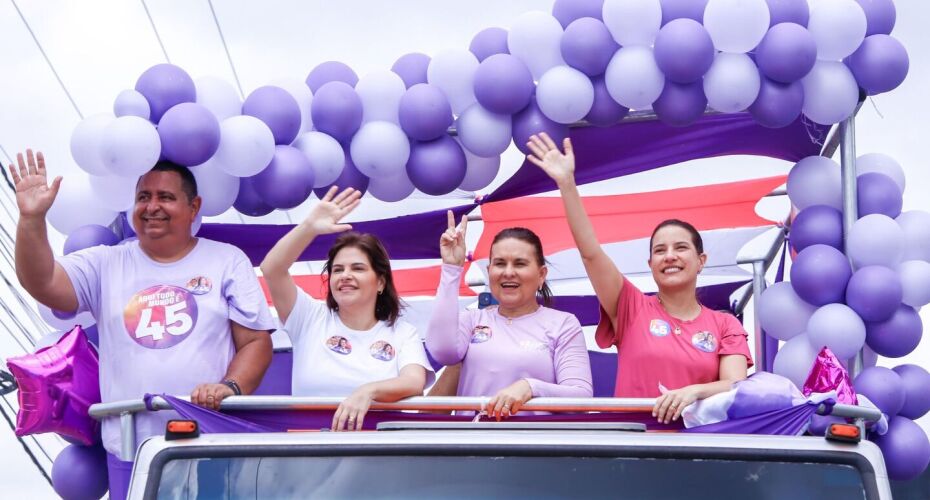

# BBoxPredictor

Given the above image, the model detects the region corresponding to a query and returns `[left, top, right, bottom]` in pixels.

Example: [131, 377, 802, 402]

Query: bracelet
[221, 379, 242, 396]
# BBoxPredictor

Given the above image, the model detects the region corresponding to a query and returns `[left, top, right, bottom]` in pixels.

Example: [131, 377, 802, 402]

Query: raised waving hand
[439, 210, 468, 267]
[8, 150, 61, 218]
[525, 133, 575, 187]
[304, 186, 361, 235]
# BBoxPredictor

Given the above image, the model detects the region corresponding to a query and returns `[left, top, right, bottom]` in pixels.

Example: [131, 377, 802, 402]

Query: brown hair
[649, 219, 704, 255]
[490, 227, 553, 306]
[322, 232, 402, 326]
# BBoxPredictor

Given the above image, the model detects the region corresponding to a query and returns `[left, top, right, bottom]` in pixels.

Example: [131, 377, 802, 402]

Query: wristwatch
[221, 379, 242, 396]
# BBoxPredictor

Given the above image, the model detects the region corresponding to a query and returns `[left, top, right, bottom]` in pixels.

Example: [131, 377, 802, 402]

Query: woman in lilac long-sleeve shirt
[426, 211, 593, 419]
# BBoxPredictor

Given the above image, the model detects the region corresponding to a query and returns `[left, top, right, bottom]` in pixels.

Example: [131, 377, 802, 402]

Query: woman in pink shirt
[426, 211, 593, 419]
[526, 132, 752, 424]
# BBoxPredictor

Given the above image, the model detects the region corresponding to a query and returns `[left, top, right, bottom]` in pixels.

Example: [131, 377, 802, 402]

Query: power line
[140, 0, 170, 63]
[0, 401, 52, 485]
[208, 0, 245, 99]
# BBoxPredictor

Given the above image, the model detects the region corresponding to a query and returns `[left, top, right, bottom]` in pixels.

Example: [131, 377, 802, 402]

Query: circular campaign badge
[123, 285, 199, 349]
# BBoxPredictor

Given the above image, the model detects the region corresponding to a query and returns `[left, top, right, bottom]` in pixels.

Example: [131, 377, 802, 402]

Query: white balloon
[604, 46, 664, 110]
[857, 153, 905, 193]
[113, 89, 151, 120]
[34, 330, 67, 350]
[70, 113, 114, 176]
[37, 303, 95, 332]
[807, 303, 866, 360]
[808, 0, 867, 60]
[368, 171, 416, 202]
[213, 115, 276, 177]
[847, 214, 904, 269]
[427, 49, 479, 115]
[458, 142, 501, 192]
[456, 103, 512, 157]
[270, 77, 314, 134]
[292, 131, 345, 188]
[47, 175, 118, 235]
[786, 155, 842, 210]
[508, 11, 566, 81]
[801, 61, 859, 125]
[758, 282, 816, 342]
[773, 334, 819, 389]
[899, 260, 930, 308]
[99, 116, 161, 176]
[536, 66, 595, 124]
[896, 211, 930, 262]
[704, 53, 761, 113]
[355, 70, 406, 124]
[349, 121, 410, 178]
[195, 76, 242, 121]
[602, 0, 662, 47]
[191, 158, 240, 217]
[702, 0, 770, 53]
[88, 173, 138, 212]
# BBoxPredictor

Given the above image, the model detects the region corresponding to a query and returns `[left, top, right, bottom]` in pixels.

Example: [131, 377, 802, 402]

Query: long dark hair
[649, 219, 704, 255]
[490, 227, 553, 307]
[322, 232, 401, 326]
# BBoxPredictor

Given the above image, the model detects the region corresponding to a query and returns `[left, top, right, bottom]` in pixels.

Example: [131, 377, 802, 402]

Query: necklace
[657, 296, 699, 336]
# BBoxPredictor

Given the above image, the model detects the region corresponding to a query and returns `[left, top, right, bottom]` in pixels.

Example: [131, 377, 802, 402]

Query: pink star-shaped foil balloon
[8, 325, 101, 445]
[802, 346, 858, 405]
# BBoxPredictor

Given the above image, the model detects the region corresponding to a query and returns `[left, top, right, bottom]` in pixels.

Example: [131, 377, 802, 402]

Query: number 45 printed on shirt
[124, 285, 199, 349]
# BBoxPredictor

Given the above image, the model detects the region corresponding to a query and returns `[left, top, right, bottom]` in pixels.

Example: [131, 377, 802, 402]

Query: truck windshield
[154, 454, 868, 499]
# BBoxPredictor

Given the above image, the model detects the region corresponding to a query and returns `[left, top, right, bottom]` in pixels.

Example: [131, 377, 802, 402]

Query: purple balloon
[391, 53, 431, 89]
[473, 54, 535, 115]
[872, 416, 930, 481]
[84, 323, 99, 346]
[64, 224, 119, 255]
[51, 308, 76, 320]
[654, 19, 714, 84]
[857, 172, 903, 218]
[585, 75, 629, 127]
[134, 63, 195, 123]
[512, 98, 569, 155]
[561, 18, 618, 77]
[846, 35, 909, 95]
[846, 266, 903, 323]
[253, 145, 315, 209]
[866, 304, 923, 358]
[856, 366, 905, 416]
[406, 136, 467, 196]
[790, 205, 842, 253]
[808, 414, 844, 436]
[313, 155, 369, 198]
[470, 27, 510, 62]
[749, 77, 804, 129]
[894, 365, 930, 420]
[856, 0, 896, 36]
[766, 0, 809, 26]
[305, 61, 358, 93]
[653, 81, 707, 127]
[756, 23, 817, 83]
[311, 81, 363, 142]
[241, 86, 301, 145]
[552, 0, 604, 28]
[52, 444, 108, 500]
[158, 102, 220, 166]
[660, 0, 708, 25]
[234, 176, 274, 217]
[398, 84, 453, 141]
[789, 244, 852, 306]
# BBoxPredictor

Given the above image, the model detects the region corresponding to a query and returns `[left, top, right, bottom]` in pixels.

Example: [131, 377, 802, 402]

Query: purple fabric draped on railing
[682, 400, 823, 435]
[487, 114, 828, 202]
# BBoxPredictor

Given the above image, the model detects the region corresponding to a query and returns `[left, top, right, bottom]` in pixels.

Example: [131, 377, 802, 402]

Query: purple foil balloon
[856, 366, 905, 416]
[552, 0, 604, 28]
[856, 0, 896, 36]
[305, 61, 358, 93]
[7, 325, 101, 445]
[789, 244, 852, 306]
[311, 81, 363, 142]
[660, 0, 708, 25]
[313, 155, 370, 198]
[866, 304, 923, 358]
[241, 86, 302, 145]
[790, 205, 842, 253]
[391, 53, 431, 89]
[158, 102, 221, 166]
[653, 81, 707, 127]
[756, 23, 817, 83]
[585, 75, 629, 126]
[766, 0, 809, 26]
[561, 18, 618, 77]
[749, 77, 804, 129]
[234, 176, 275, 217]
[846, 265, 903, 322]
[398, 84, 453, 141]
[406, 135, 467, 196]
[802, 347, 857, 404]
[253, 145, 315, 210]
[846, 35, 909, 95]
[654, 19, 714, 84]
[134, 63, 196, 123]
[512, 98, 569, 155]
[893, 365, 930, 420]
[63, 224, 119, 255]
[857, 172, 903, 218]
[872, 416, 930, 482]
[473, 54, 535, 115]
[470, 27, 510, 62]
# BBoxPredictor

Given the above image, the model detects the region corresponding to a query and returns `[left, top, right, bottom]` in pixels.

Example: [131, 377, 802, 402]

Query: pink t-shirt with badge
[595, 278, 753, 398]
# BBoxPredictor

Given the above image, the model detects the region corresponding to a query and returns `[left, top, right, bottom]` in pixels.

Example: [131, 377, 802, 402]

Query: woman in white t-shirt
[260, 187, 434, 431]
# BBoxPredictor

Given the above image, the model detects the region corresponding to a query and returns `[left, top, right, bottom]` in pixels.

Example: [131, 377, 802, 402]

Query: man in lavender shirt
[9, 151, 274, 499]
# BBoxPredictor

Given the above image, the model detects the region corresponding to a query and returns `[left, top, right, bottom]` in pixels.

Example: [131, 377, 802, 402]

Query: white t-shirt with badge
[285, 288, 435, 396]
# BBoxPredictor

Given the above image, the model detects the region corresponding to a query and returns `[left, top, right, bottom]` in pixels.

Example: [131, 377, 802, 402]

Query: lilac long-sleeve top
[426, 264, 593, 398]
